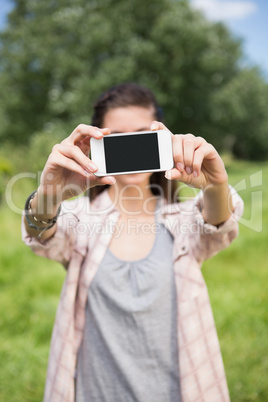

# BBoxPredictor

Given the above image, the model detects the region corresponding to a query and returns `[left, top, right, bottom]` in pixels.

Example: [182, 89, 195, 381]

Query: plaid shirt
[22, 187, 243, 402]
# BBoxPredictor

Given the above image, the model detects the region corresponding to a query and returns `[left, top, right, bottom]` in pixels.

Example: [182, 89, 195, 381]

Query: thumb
[94, 175, 116, 186]
[150, 121, 173, 135]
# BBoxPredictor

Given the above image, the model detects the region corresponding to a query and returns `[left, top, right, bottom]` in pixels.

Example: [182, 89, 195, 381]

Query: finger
[79, 127, 111, 153]
[79, 127, 111, 146]
[53, 144, 98, 173]
[49, 151, 93, 179]
[192, 143, 214, 177]
[63, 124, 104, 145]
[94, 176, 116, 186]
[78, 139, 91, 156]
[150, 121, 173, 135]
[182, 134, 196, 175]
[192, 147, 205, 177]
[172, 135, 184, 172]
[165, 168, 182, 181]
[100, 127, 111, 136]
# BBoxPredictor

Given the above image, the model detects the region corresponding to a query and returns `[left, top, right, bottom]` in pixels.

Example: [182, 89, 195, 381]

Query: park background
[0, 0, 267, 400]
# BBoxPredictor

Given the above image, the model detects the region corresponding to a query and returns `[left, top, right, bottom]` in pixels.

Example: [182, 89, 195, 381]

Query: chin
[115, 172, 152, 186]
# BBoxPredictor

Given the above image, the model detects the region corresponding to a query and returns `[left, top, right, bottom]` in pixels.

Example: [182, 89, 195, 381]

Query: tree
[212, 68, 268, 159]
[0, 0, 267, 160]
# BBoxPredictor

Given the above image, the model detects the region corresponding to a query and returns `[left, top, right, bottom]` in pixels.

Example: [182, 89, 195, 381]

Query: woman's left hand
[151, 121, 228, 189]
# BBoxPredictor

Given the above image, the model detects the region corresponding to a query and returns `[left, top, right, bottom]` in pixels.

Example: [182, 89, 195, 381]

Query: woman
[22, 83, 243, 402]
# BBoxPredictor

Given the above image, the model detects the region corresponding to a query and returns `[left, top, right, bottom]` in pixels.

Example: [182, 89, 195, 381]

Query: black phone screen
[103, 132, 160, 173]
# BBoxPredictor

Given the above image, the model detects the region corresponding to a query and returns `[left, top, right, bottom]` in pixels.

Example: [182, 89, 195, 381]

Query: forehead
[102, 106, 155, 133]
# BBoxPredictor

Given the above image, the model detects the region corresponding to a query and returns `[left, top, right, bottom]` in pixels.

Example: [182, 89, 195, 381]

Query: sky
[190, 0, 268, 78]
[0, 0, 267, 78]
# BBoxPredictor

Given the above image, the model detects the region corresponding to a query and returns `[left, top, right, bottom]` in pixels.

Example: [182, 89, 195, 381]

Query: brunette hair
[92, 82, 163, 127]
[89, 82, 178, 202]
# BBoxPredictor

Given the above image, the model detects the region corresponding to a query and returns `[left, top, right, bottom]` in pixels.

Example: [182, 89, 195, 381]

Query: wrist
[202, 178, 229, 193]
[202, 169, 229, 190]
[202, 180, 233, 226]
[35, 186, 62, 217]
[24, 190, 62, 239]
[31, 188, 61, 221]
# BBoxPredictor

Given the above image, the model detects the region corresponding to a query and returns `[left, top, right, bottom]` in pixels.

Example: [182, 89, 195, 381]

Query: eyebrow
[110, 127, 151, 134]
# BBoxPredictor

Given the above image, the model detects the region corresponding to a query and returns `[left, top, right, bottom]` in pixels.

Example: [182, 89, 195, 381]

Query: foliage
[0, 0, 267, 159]
[212, 68, 268, 160]
[0, 156, 13, 202]
[26, 127, 66, 173]
[0, 127, 65, 206]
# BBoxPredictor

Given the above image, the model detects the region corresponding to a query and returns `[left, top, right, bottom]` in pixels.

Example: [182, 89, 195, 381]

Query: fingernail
[186, 167, 192, 175]
[165, 171, 172, 180]
[176, 162, 184, 172]
[193, 170, 198, 177]
[151, 123, 158, 130]
[88, 162, 98, 171]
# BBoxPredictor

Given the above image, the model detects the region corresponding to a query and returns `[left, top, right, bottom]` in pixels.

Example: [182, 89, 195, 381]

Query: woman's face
[102, 105, 156, 187]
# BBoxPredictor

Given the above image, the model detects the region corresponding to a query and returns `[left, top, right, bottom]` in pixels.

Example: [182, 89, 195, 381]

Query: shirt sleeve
[21, 196, 87, 269]
[192, 186, 244, 263]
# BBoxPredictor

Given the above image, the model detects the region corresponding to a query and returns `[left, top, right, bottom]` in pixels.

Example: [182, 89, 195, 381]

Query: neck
[108, 181, 157, 216]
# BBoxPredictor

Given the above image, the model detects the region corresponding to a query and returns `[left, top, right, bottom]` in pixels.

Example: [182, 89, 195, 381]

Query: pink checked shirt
[22, 187, 243, 402]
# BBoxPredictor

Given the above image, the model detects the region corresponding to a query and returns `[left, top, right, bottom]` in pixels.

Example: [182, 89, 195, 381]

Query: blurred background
[0, 0, 267, 400]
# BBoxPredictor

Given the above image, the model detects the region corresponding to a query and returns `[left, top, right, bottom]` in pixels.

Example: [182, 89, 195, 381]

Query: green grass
[0, 159, 267, 401]
[0, 181, 65, 401]
[203, 159, 268, 401]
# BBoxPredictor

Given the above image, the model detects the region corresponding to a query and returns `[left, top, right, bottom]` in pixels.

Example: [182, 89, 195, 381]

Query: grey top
[76, 217, 181, 402]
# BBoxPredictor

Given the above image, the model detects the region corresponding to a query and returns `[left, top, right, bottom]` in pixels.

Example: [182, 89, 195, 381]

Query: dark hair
[92, 82, 163, 127]
[89, 82, 178, 202]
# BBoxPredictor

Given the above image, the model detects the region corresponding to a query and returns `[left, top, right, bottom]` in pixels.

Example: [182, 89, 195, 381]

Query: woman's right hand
[25, 124, 115, 240]
[38, 124, 116, 205]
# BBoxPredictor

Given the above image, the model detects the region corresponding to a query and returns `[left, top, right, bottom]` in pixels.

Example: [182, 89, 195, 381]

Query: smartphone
[90, 129, 173, 176]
